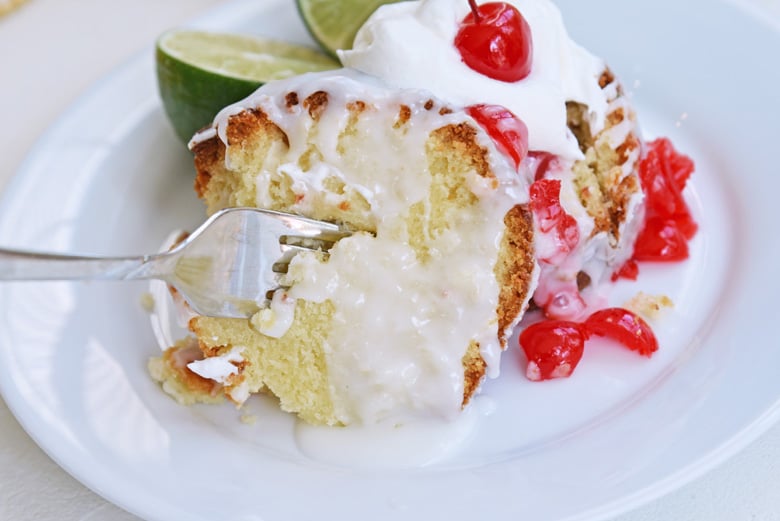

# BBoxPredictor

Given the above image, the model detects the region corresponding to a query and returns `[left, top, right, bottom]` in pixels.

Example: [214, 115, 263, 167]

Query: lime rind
[296, 0, 405, 58]
[155, 30, 339, 144]
[156, 47, 260, 144]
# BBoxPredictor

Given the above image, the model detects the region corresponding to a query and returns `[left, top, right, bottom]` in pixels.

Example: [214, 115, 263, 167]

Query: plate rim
[1, 1, 779, 520]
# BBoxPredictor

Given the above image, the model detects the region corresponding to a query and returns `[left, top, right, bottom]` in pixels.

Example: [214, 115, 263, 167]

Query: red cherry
[639, 141, 692, 222]
[519, 320, 588, 381]
[529, 179, 580, 258]
[611, 259, 639, 282]
[585, 308, 658, 357]
[455, 1, 533, 83]
[621, 137, 697, 276]
[519, 306, 659, 382]
[528, 151, 558, 180]
[651, 137, 695, 191]
[467, 104, 528, 169]
[633, 217, 690, 262]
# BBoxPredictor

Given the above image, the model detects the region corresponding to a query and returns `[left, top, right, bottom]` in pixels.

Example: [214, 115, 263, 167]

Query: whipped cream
[198, 70, 531, 424]
[339, 0, 608, 160]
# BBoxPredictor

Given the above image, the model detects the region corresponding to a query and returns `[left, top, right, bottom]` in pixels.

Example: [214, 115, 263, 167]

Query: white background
[0, 0, 778, 519]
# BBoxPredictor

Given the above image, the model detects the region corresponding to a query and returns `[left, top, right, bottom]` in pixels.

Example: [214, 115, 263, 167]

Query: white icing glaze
[339, 0, 608, 160]
[249, 289, 296, 339]
[294, 396, 495, 468]
[196, 70, 531, 424]
[187, 346, 244, 383]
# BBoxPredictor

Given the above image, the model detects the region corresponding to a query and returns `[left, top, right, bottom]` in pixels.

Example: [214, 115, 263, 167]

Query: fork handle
[0, 247, 162, 281]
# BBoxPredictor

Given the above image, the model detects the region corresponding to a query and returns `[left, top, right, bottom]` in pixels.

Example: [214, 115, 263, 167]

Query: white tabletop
[1, 1, 778, 520]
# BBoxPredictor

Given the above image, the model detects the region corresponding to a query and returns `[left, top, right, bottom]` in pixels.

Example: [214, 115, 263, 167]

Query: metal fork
[0, 207, 351, 318]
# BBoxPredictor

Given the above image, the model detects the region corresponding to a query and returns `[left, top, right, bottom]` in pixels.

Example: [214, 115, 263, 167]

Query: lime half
[297, 0, 406, 58]
[156, 30, 339, 144]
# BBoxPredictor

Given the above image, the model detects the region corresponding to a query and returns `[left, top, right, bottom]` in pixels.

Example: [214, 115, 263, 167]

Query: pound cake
[151, 70, 538, 426]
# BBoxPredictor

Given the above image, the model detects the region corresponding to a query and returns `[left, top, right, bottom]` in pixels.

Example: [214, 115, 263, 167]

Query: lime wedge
[296, 0, 406, 58]
[156, 30, 339, 144]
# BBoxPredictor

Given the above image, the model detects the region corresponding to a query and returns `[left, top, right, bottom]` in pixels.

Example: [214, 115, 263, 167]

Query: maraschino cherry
[633, 138, 697, 262]
[467, 104, 528, 169]
[613, 137, 697, 282]
[519, 308, 658, 381]
[519, 320, 586, 381]
[454, 0, 533, 82]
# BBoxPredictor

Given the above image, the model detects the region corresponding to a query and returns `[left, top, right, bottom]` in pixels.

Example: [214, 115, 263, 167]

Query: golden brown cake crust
[432, 122, 492, 180]
[303, 90, 329, 119]
[226, 108, 276, 146]
[192, 137, 223, 199]
[461, 341, 487, 407]
[160, 340, 223, 398]
[569, 69, 642, 244]
[496, 204, 536, 344]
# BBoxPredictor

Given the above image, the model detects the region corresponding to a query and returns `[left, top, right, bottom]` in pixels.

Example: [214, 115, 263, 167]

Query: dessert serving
[150, 0, 697, 426]
[152, 70, 537, 425]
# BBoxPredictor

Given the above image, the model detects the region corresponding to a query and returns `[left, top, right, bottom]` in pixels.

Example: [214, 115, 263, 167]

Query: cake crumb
[250, 308, 275, 333]
[624, 292, 673, 320]
[240, 414, 258, 425]
[139, 292, 155, 312]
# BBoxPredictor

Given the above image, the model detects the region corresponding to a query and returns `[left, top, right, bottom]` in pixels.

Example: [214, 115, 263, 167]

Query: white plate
[1, 1, 778, 520]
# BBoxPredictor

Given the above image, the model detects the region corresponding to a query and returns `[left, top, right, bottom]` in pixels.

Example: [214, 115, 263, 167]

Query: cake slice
[151, 70, 538, 426]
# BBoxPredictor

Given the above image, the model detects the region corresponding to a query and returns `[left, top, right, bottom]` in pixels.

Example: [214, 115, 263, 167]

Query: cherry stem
[467, 0, 481, 23]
